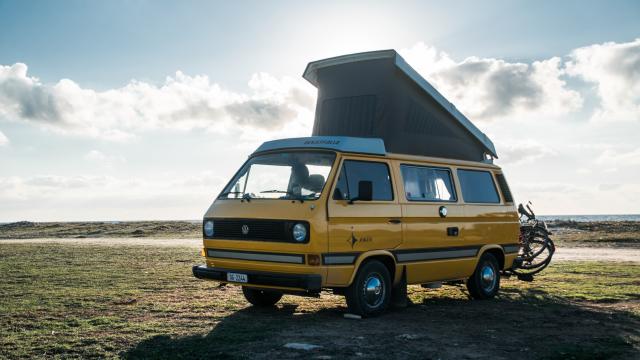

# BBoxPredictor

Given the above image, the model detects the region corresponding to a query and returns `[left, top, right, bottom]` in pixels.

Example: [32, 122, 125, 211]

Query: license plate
[227, 272, 248, 283]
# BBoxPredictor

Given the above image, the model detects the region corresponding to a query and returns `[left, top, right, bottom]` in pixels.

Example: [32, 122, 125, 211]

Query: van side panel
[390, 160, 471, 283]
[404, 258, 477, 284]
[401, 202, 472, 282]
[456, 166, 520, 268]
[461, 170, 519, 270]
[325, 157, 403, 286]
[394, 161, 520, 284]
[463, 205, 519, 269]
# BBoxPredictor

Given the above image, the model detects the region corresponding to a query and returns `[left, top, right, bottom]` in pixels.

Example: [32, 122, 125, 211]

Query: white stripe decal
[323, 255, 356, 265]
[396, 249, 478, 262]
[207, 250, 304, 264]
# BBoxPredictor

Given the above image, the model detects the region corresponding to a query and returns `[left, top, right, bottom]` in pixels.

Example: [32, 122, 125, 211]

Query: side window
[332, 160, 393, 201]
[400, 165, 456, 202]
[457, 169, 500, 204]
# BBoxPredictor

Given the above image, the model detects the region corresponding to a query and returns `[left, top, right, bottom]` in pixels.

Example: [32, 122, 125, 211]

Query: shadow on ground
[122, 287, 639, 360]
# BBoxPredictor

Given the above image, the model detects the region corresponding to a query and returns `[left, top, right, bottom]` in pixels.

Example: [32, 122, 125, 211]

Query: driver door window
[333, 160, 393, 201]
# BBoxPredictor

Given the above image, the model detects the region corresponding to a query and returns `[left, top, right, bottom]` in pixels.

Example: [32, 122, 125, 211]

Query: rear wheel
[467, 253, 501, 299]
[345, 260, 392, 317]
[242, 287, 283, 307]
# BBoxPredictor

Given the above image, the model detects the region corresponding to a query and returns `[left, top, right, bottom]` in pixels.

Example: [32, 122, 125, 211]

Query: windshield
[219, 151, 336, 201]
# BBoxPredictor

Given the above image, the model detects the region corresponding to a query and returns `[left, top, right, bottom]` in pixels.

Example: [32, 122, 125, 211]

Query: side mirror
[349, 180, 373, 204]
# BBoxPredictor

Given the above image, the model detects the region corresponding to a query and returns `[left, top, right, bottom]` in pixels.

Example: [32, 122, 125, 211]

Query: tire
[345, 260, 392, 317]
[467, 253, 501, 300]
[520, 228, 551, 260]
[512, 238, 554, 276]
[242, 287, 283, 307]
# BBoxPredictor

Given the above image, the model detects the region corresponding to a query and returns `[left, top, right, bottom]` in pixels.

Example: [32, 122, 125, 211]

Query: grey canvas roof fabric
[303, 50, 497, 162]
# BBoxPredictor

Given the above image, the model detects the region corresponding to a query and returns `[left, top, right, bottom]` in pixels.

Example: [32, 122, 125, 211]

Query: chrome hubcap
[363, 273, 385, 308]
[481, 265, 496, 291]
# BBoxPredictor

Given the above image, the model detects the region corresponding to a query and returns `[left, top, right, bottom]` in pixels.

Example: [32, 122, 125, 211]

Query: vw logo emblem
[241, 225, 250, 235]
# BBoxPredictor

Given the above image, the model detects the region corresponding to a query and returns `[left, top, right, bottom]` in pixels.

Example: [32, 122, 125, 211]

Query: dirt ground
[547, 220, 640, 249]
[0, 220, 201, 239]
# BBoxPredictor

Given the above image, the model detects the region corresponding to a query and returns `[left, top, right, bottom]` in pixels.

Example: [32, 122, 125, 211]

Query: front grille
[205, 219, 309, 243]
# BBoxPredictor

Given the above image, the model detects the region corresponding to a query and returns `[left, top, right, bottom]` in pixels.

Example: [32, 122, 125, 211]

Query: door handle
[447, 227, 459, 236]
[388, 219, 402, 224]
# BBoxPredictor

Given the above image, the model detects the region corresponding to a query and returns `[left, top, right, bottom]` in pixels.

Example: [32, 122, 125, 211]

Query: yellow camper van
[193, 50, 520, 316]
[193, 137, 520, 316]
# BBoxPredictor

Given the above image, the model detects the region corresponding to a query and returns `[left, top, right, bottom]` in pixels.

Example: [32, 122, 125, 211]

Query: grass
[507, 261, 640, 303]
[0, 243, 638, 359]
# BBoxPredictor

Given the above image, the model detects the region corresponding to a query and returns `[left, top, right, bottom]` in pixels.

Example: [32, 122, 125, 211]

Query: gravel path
[553, 247, 639, 263]
[1, 238, 638, 262]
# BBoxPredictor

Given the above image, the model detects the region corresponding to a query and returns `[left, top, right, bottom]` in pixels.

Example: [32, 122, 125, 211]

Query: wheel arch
[477, 245, 505, 270]
[348, 250, 399, 286]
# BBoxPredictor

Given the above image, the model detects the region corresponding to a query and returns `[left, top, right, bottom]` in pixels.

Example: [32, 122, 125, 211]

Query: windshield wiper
[260, 190, 305, 203]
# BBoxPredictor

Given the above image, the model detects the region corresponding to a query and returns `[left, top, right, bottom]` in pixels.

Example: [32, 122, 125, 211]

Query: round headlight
[292, 223, 307, 242]
[204, 220, 214, 237]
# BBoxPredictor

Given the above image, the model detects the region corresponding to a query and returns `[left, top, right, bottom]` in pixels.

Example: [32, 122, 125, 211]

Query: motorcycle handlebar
[518, 203, 534, 219]
[526, 204, 536, 218]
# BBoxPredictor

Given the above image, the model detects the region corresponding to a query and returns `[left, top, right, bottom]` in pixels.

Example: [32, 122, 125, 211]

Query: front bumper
[192, 265, 322, 292]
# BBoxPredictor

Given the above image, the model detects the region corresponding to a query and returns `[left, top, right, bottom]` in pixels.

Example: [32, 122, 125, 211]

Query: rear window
[495, 173, 513, 203]
[457, 169, 500, 204]
[333, 160, 393, 201]
[400, 165, 456, 202]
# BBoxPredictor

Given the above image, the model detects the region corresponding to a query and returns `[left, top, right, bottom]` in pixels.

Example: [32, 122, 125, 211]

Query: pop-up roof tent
[302, 50, 497, 162]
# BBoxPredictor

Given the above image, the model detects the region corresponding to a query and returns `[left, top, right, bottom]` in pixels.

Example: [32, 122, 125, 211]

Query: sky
[0, 0, 639, 221]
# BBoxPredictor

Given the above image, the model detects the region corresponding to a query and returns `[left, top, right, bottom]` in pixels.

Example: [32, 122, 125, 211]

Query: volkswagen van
[193, 136, 520, 316]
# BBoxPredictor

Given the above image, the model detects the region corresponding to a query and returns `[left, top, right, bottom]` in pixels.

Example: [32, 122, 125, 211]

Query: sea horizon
[1, 214, 640, 225]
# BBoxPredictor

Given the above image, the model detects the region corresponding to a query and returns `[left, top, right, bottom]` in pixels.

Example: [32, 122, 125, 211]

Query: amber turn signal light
[307, 254, 321, 266]
[200, 248, 206, 257]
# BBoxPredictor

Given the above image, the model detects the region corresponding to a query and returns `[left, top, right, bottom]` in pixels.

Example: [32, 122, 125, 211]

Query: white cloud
[0, 173, 224, 199]
[2, 39, 637, 144]
[84, 150, 109, 162]
[400, 43, 583, 121]
[0, 64, 316, 140]
[0, 175, 113, 200]
[83, 150, 126, 167]
[498, 140, 556, 165]
[398, 42, 456, 76]
[595, 147, 640, 168]
[512, 181, 640, 215]
[0, 130, 8, 146]
[566, 38, 640, 122]
[2, 40, 640, 219]
[0, 172, 227, 221]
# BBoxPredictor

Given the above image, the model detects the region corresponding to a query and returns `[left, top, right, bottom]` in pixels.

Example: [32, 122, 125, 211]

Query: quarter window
[333, 160, 393, 201]
[457, 169, 500, 204]
[400, 165, 456, 202]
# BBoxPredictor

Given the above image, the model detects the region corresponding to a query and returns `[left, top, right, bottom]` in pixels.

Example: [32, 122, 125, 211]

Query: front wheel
[345, 260, 392, 317]
[242, 287, 283, 307]
[466, 253, 501, 300]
